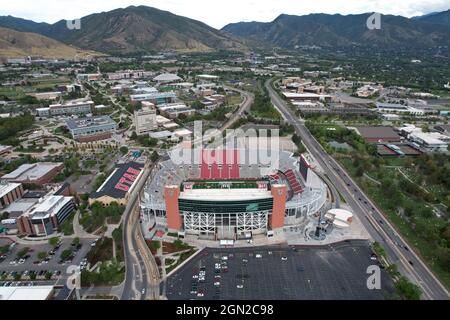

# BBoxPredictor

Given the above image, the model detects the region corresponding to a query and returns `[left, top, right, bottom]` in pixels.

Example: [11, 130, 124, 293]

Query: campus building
[0, 181, 24, 209]
[130, 92, 176, 105]
[16, 195, 76, 237]
[66, 116, 117, 142]
[134, 103, 157, 135]
[37, 100, 94, 117]
[1, 163, 64, 185]
[89, 162, 145, 206]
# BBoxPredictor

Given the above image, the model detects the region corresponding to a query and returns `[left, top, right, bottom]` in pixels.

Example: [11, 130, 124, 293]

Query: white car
[221, 256, 228, 261]
[197, 292, 204, 297]
[255, 254, 262, 259]
[214, 282, 220, 287]
[281, 257, 288, 261]
[237, 284, 244, 289]
[192, 275, 199, 279]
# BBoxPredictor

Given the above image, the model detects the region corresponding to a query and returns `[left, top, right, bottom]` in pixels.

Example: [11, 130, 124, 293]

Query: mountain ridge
[222, 11, 450, 49]
[0, 6, 247, 54]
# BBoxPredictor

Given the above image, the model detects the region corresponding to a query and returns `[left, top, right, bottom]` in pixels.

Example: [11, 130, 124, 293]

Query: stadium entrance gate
[216, 226, 236, 241]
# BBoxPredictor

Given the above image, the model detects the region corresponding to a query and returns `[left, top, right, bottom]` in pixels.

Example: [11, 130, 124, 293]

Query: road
[265, 78, 449, 300]
[121, 163, 161, 300]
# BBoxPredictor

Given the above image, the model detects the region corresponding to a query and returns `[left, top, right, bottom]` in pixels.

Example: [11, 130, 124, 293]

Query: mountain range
[222, 10, 450, 49]
[0, 6, 449, 57]
[0, 26, 99, 59]
[0, 6, 246, 56]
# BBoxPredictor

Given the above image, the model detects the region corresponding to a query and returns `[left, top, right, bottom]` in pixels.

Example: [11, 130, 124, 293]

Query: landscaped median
[372, 242, 422, 300]
[146, 239, 198, 275]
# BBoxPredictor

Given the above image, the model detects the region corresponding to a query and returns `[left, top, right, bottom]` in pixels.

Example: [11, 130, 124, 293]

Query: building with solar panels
[141, 150, 328, 241]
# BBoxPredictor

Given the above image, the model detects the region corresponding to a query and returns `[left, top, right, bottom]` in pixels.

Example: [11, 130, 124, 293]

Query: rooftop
[2, 163, 63, 181]
[179, 188, 272, 201]
[66, 116, 116, 130]
[90, 162, 144, 200]
[0, 181, 21, 198]
[356, 126, 400, 140]
[0, 286, 53, 300]
[153, 73, 181, 82]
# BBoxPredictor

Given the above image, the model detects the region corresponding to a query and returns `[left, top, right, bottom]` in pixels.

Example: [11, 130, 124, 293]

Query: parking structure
[165, 240, 395, 300]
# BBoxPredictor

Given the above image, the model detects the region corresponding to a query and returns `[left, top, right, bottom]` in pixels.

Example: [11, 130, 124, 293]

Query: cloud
[0, 0, 448, 28]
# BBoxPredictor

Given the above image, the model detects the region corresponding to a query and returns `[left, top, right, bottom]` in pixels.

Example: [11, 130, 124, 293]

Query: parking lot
[0, 238, 92, 286]
[165, 240, 395, 300]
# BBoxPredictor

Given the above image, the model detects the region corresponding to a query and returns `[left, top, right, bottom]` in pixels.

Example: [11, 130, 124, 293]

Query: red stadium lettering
[127, 167, 141, 175]
[115, 183, 129, 192]
[123, 173, 137, 182]
[118, 177, 133, 186]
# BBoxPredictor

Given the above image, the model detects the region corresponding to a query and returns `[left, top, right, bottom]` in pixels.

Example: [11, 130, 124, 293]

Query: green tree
[151, 151, 159, 163]
[60, 249, 73, 261]
[37, 251, 47, 261]
[72, 237, 80, 247]
[395, 276, 422, 300]
[48, 237, 60, 248]
[16, 247, 30, 259]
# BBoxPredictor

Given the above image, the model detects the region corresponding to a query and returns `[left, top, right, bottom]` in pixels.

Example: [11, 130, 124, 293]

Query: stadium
[141, 149, 327, 241]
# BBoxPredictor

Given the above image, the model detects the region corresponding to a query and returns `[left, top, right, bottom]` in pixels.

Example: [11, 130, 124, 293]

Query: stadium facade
[141, 150, 327, 241]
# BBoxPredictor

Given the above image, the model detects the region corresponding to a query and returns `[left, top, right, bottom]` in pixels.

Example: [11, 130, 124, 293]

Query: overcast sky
[1, 0, 449, 29]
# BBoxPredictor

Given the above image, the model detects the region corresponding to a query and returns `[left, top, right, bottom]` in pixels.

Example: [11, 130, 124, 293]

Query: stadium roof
[179, 188, 272, 201]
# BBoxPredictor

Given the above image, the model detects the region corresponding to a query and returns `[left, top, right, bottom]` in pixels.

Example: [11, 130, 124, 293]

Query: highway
[265, 78, 449, 300]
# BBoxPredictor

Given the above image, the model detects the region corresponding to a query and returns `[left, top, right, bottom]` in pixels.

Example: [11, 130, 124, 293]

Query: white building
[408, 132, 448, 152]
[134, 104, 157, 135]
[376, 103, 425, 116]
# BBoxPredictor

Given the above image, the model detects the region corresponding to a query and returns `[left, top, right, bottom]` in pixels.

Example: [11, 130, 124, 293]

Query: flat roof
[179, 188, 272, 201]
[0, 286, 53, 300]
[90, 162, 144, 200]
[0, 181, 21, 198]
[356, 126, 400, 139]
[2, 163, 63, 181]
[66, 116, 116, 130]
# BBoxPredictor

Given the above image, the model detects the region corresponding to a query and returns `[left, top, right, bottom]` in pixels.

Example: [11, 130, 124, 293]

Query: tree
[37, 251, 47, 261]
[60, 249, 73, 261]
[48, 237, 60, 248]
[16, 247, 30, 259]
[151, 151, 159, 163]
[72, 237, 80, 247]
[395, 276, 422, 300]
[119, 146, 129, 155]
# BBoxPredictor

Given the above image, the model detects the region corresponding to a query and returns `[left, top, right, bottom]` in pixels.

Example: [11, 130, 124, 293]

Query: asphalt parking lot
[165, 240, 395, 300]
[0, 238, 92, 284]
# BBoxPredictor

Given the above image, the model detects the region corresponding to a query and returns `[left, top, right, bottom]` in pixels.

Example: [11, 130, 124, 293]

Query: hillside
[222, 12, 450, 49]
[413, 9, 450, 26]
[0, 27, 99, 59]
[0, 6, 247, 54]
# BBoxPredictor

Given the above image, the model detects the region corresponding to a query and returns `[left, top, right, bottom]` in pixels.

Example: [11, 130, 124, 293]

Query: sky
[0, 0, 449, 29]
